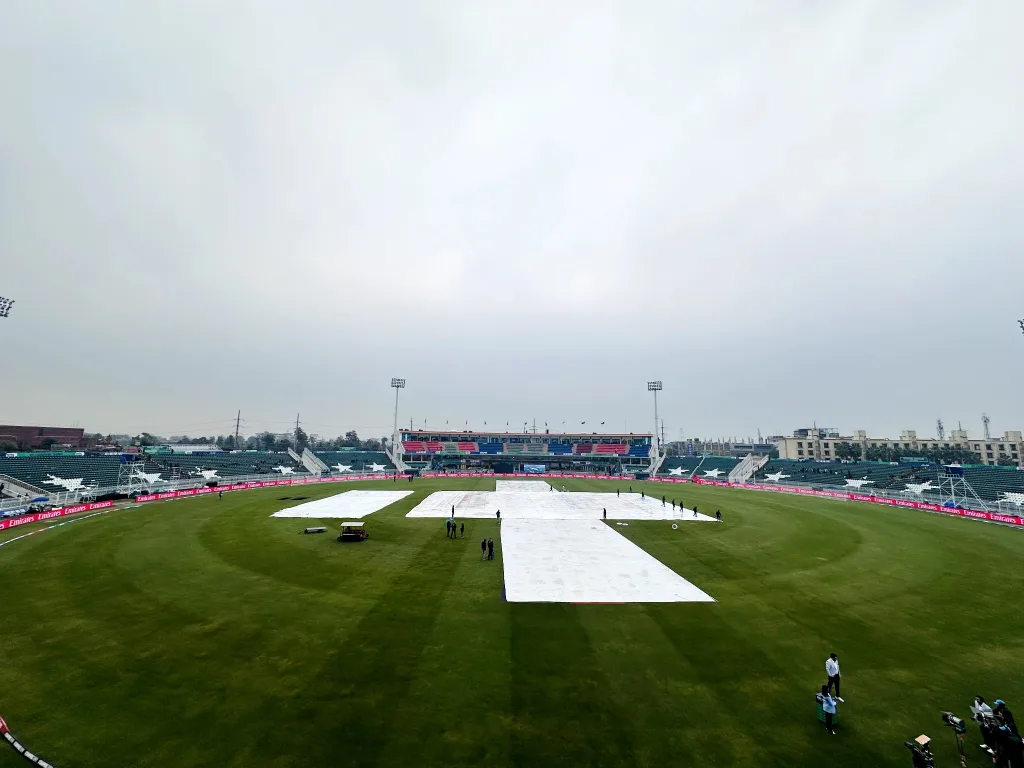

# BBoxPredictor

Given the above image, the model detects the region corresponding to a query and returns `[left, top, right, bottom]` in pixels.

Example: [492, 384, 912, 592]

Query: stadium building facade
[775, 428, 1024, 467]
[0, 424, 87, 450]
[398, 430, 654, 474]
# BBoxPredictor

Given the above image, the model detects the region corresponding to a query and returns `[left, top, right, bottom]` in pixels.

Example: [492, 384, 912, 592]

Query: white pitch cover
[495, 480, 555, 493]
[406, 490, 717, 521]
[502, 519, 715, 603]
[271, 490, 413, 519]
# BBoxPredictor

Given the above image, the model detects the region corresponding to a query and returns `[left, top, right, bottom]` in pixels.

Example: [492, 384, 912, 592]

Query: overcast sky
[2, 1, 1022, 443]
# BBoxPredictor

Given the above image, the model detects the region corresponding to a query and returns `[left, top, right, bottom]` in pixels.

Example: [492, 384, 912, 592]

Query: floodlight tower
[647, 381, 662, 454]
[390, 378, 406, 452]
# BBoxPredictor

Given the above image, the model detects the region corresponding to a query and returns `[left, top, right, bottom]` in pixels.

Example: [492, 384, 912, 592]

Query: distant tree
[294, 427, 309, 452]
[39, 437, 58, 450]
[0, 440, 18, 452]
[362, 437, 382, 451]
[834, 442, 861, 461]
[260, 432, 276, 451]
[997, 453, 1017, 466]
[244, 436, 259, 450]
[136, 433, 158, 447]
[342, 430, 360, 448]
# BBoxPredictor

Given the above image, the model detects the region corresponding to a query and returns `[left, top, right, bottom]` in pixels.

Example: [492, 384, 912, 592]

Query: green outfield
[1, 478, 1021, 767]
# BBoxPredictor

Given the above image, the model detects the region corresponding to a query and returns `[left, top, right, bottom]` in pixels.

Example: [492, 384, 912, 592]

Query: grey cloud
[1, 1, 1022, 440]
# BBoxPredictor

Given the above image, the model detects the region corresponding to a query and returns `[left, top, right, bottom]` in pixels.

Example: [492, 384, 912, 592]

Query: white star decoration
[195, 469, 220, 480]
[668, 467, 685, 476]
[132, 470, 166, 484]
[43, 475, 86, 492]
[905, 481, 935, 495]
[844, 479, 874, 488]
[764, 472, 790, 483]
[702, 469, 724, 478]
[368, 463, 386, 472]
[273, 466, 297, 475]
[333, 464, 353, 473]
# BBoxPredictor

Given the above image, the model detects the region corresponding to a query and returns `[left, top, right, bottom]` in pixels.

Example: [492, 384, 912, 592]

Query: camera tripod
[949, 727, 968, 768]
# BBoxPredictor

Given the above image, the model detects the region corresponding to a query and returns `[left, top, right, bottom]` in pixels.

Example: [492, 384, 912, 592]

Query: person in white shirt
[826, 653, 844, 702]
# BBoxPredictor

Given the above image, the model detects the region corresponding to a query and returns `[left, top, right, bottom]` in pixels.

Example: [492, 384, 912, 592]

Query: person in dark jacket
[480, 539, 487, 559]
[487, 538, 494, 560]
[817, 685, 837, 734]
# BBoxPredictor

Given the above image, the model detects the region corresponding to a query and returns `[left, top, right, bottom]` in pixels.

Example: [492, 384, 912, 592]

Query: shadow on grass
[249, 532, 465, 767]
[510, 603, 635, 767]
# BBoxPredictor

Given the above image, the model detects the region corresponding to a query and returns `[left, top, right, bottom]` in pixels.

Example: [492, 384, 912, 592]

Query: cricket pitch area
[1, 476, 1020, 768]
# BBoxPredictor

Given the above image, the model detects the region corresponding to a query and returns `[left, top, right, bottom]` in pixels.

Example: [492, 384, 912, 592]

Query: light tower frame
[647, 381, 662, 454]
[390, 378, 406, 456]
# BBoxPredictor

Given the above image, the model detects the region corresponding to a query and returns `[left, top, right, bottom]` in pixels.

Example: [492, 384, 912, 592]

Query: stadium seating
[756, 460, 918, 490]
[457, 442, 478, 452]
[751, 459, 1024, 503]
[0, 454, 131, 492]
[962, 466, 1024, 502]
[504, 444, 525, 455]
[574, 444, 594, 455]
[151, 451, 306, 480]
[402, 441, 426, 453]
[478, 442, 503, 455]
[594, 444, 628, 455]
[314, 451, 396, 472]
[660, 456, 741, 476]
[547, 443, 573, 455]
[425, 441, 443, 453]
[627, 445, 650, 457]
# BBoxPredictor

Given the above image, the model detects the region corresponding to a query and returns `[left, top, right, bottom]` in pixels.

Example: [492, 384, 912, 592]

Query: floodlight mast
[647, 381, 662, 454]
[390, 378, 406, 456]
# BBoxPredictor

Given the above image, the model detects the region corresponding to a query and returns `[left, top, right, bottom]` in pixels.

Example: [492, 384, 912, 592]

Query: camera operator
[996, 700, 1019, 737]
[974, 696, 999, 754]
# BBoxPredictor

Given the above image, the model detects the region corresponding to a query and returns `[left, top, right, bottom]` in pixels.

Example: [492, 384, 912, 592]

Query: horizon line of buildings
[3, 422, 1023, 468]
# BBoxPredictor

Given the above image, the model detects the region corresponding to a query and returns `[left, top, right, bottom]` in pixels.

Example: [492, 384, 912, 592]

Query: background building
[774, 427, 1023, 467]
[0, 424, 87, 451]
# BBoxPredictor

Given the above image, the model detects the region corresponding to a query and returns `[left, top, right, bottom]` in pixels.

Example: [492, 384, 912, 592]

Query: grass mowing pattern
[0, 478, 1022, 767]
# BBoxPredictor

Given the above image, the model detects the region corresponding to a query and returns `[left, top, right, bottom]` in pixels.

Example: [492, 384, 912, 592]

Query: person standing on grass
[496, 509, 501, 523]
[487, 538, 494, 560]
[446, 519, 452, 538]
[826, 653, 844, 701]
[617, 489, 620, 497]
[716, 510, 722, 521]
[451, 504, 455, 518]
[817, 685, 837, 734]
[460, 521, 465, 538]
[481, 538, 487, 559]
[603, 508, 607, 520]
